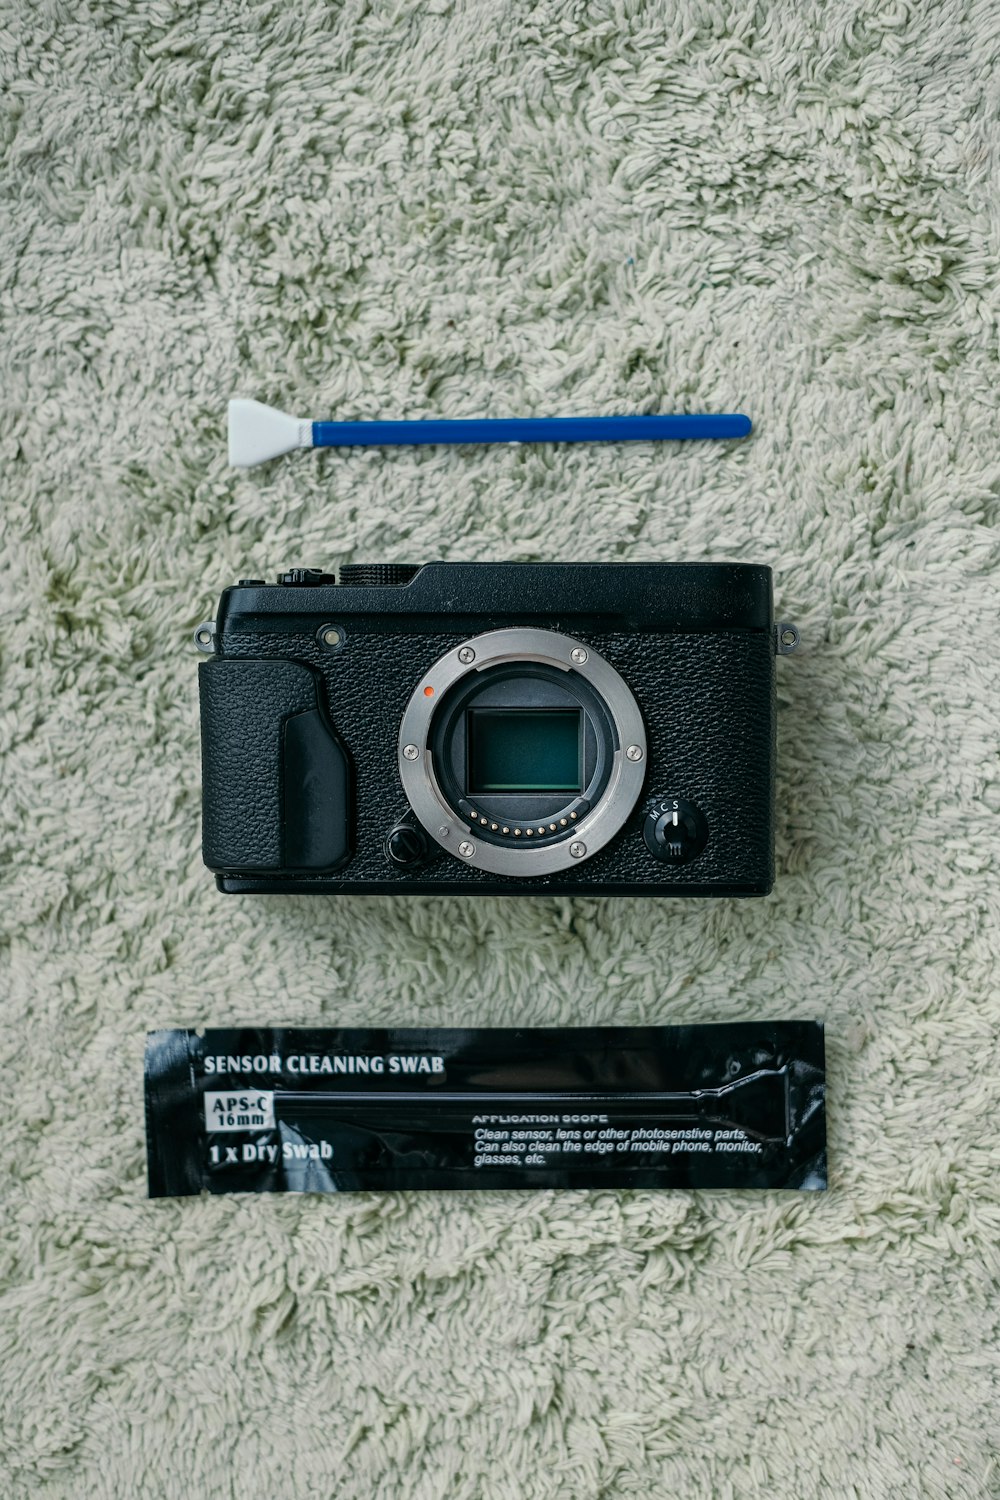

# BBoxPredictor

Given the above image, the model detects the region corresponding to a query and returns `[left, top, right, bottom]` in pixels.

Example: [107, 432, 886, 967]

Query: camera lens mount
[398, 629, 647, 877]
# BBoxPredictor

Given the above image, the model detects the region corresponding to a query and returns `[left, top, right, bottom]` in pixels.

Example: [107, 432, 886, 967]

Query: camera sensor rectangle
[467, 708, 583, 794]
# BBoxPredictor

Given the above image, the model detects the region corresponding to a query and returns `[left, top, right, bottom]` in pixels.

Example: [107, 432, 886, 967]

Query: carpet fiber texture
[2, 1, 999, 1496]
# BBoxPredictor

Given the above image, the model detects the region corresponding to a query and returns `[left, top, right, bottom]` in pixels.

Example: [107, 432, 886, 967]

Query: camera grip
[199, 658, 350, 873]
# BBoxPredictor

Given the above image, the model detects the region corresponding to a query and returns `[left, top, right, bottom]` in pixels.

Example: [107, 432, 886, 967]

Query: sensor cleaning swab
[228, 398, 751, 467]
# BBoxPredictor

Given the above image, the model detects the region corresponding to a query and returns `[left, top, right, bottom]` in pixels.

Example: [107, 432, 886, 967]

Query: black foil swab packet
[145, 1024, 826, 1197]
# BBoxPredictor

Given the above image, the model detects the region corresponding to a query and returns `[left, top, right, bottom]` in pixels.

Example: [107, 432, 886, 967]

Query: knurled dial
[643, 799, 709, 864]
[338, 564, 420, 587]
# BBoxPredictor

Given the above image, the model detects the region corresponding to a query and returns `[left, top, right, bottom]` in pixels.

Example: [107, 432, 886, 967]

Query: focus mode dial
[643, 799, 709, 864]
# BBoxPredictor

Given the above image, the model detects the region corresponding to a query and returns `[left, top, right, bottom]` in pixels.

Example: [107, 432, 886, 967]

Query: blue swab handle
[227, 400, 751, 466]
[311, 413, 751, 448]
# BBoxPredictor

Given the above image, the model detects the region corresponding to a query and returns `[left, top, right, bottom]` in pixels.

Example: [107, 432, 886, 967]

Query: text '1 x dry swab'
[228, 398, 752, 467]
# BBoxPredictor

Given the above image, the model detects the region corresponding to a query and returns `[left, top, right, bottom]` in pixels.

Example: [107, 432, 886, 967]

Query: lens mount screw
[570, 647, 588, 664]
[625, 744, 644, 761]
[569, 842, 587, 858]
[402, 744, 419, 761]
[458, 840, 476, 858]
[458, 646, 476, 664]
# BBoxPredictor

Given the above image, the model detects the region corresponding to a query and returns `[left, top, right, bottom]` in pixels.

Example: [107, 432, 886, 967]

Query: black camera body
[197, 562, 793, 896]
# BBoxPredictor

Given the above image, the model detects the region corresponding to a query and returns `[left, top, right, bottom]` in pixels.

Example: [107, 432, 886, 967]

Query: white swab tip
[228, 399, 312, 467]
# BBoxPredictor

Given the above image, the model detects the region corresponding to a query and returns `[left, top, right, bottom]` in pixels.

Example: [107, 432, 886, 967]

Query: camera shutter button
[277, 569, 336, 585]
[643, 800, 708, 864]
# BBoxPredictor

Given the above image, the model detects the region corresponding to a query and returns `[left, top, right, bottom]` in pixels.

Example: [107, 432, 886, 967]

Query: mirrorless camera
[195, 562, 798, 896]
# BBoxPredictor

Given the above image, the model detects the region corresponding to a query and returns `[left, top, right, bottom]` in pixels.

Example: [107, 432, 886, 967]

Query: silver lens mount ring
[397, 628, 647, 877]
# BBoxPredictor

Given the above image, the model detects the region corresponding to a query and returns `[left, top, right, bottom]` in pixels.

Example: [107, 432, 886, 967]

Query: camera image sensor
[466, 709, 583, 795]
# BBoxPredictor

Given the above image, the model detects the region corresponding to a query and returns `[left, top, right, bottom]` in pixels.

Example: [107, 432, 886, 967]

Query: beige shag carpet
[1, 1, 998, 1495]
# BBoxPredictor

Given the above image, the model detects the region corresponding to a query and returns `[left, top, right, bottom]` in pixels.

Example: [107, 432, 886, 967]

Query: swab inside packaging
[146, 1023, 826, 1197]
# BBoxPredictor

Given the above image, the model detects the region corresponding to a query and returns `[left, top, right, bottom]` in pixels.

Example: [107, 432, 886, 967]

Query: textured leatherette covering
[200, 657, 324, 871]
[202, 621, 776, 894]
